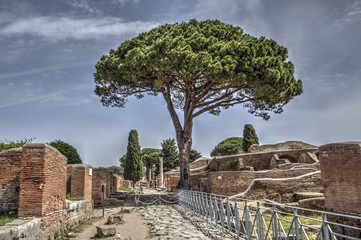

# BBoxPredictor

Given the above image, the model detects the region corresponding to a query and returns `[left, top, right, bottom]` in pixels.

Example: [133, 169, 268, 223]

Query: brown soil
[74, 207, 156, 240]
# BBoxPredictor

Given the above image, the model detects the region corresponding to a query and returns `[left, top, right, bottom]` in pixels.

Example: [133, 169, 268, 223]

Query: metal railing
[178, 190, 361, 240]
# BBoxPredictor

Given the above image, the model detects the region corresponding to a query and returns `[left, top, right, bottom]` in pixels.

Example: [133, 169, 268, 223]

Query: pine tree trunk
[176, 119, 192, 189]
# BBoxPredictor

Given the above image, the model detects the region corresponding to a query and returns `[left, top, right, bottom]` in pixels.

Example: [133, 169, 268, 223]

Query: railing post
[191, 191, 195, 211]
[201, 192, 204, 215]
[226, 199, 231, 230]
[257, 202, 264, 240]
[273, 205, 279, 240]
[209, 195, 214, 224]
[220, 200, 225, 229]
[322, 213, 330, 240]
[214, 197, 219, 226]
[235, 201, 240, 240]
[294, 209, 300, 240]
[244, 201, 252, 240]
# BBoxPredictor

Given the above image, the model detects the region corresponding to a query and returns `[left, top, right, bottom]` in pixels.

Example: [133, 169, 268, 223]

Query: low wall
[208, 168, 317, 196]
[0, 201, 93, 240]
[30, 201, 93, 240]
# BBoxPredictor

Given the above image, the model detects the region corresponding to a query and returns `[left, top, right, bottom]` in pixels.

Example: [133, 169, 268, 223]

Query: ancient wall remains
[319, 142, 361, 214]
[240, 171, 322, 202]
[18, 144, 67, 217]
[67, 164, 93, 202]
[189, 157, 211, 169]
[164, 172, 180, 190]
[0, 148, 22, 211]
[208, 148, 318, 172]
[249, 141, 318, 153]
[92, 168, 112, 205]
[207, 168, 318, 196]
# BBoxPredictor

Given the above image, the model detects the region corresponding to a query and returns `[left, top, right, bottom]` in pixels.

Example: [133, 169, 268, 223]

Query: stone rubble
[138, 205, 234, 240]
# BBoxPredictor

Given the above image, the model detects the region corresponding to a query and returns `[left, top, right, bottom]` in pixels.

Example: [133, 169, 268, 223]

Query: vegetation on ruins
[106, 165, 123, 175]
[94, 19, 303, 188]
[0, 210, 17, 227]
[0, 138, 34, 152]
[189, 149, 202, 162]
[49, 139, 82, 164]
[142, 148, 162, 181]
[123, 130, 144, 183]
[210, 137, 244, 157]
[242, 124, 259, 152]
[161, 138, 179, 172]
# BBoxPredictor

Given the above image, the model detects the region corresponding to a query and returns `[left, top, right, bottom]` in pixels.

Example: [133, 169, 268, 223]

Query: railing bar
[326, 220, 361, 230]
[331, 231, 361, 240]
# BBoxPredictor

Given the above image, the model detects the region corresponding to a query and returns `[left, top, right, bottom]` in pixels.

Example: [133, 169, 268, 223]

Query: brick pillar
[67, 164, 93, 202]
[18, 144, 67, 217]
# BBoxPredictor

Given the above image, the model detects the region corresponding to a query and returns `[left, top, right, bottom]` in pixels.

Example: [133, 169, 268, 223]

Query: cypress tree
[242, 124, 259, 152]
[124, 130, 143, 184]
[161, 138, 179, 172]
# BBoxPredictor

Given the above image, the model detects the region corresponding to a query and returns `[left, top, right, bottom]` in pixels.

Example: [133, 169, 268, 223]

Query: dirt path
[75, 207, 156, 240]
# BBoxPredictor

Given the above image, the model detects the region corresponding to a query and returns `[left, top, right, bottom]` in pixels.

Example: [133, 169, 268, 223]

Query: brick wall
[18, 144, 67, 217]
[0, 148, 22, 211]
[67, 164, 92, 202]
[319, 142, 361, 214]
[207, 168, 317, 196]
[164, 173, 180, 190]
[92, 168, 112, 205]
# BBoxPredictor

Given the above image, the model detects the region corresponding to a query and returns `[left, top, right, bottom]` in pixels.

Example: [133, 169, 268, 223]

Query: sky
[1, 0, 361, 167]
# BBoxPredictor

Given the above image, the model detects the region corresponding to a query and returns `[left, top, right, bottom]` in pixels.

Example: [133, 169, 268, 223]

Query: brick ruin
[67, 164, 93, 202]
[0, 148, 22, 211]
[2, 140, 361, 238]
[0, 143, 120, 239]
[319, 142, 361, 238]
[164, 141, 322, 205]
[18, 144, 67, 217]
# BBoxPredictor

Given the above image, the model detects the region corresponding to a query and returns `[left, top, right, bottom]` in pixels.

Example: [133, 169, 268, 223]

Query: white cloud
[0, 16, 158, 41]
[0, 84, 89, 109]
[112, 0, 141, 6]
[335, 0, 361, 31]
[66, 0, 102, 14]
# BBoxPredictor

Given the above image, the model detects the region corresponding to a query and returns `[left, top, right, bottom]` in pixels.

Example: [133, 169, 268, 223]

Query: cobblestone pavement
[138, 205, 234, 240]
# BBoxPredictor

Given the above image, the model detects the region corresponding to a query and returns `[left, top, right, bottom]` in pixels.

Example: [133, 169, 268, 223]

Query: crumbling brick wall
[319, 142, 361, 238]
[18, 144, 67, 217]
[67, 164, 92, 202]
[0, 148, 22, 211]
[319, 142, 361, 214]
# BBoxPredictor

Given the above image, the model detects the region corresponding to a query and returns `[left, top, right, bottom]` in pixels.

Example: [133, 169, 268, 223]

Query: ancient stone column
[159, 157, 164, 188]
[148, 167, 152, 182]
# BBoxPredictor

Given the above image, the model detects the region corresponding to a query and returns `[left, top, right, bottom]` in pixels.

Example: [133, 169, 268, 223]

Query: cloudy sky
[1, 0, 360, 167]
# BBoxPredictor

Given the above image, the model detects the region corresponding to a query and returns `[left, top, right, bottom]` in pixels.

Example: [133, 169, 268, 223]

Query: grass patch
[0, 211, 17, 227]
[122, 187, 135, 193]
